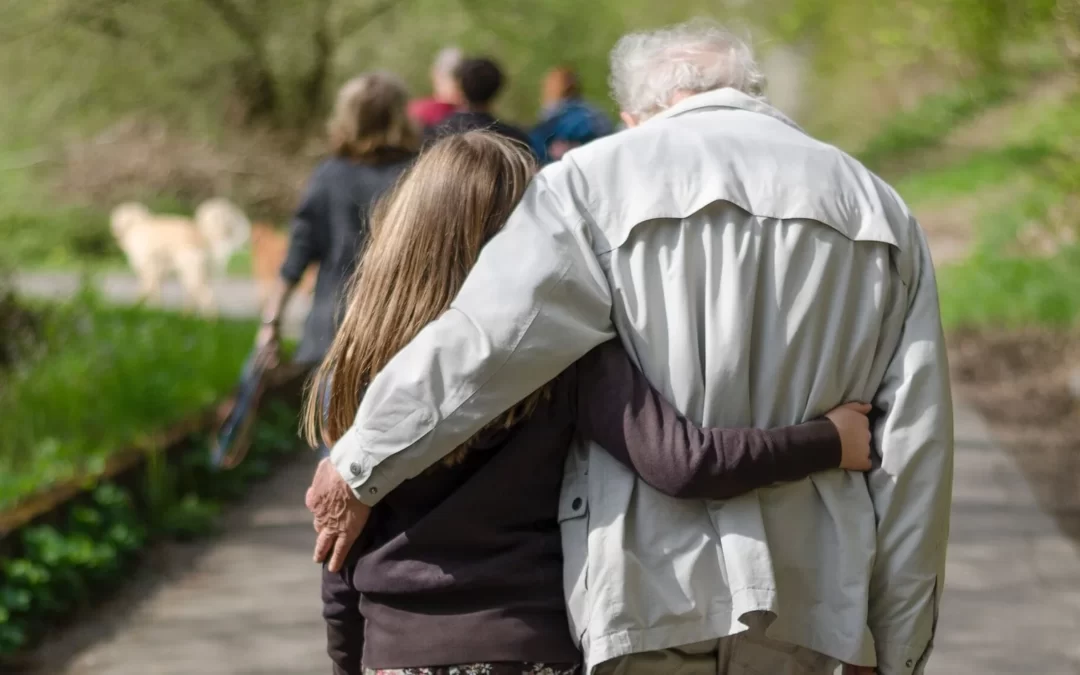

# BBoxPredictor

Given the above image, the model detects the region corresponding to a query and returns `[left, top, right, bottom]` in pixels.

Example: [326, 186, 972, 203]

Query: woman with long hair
[307, 132, 873, 675]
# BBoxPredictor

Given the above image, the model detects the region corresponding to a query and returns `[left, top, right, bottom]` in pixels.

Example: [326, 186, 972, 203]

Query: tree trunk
[298, 0, 334, 128]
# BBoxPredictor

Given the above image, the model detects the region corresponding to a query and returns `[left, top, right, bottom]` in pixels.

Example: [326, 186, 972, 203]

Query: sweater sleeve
[574, 340, 842, 500]
[281, 164, 329, 283]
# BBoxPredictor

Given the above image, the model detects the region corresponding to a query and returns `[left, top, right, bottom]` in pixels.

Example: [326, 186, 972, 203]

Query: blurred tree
[0, 0, 1071, 161]
[1058, 0, 1080, 69]
[0, 0, 410, 132]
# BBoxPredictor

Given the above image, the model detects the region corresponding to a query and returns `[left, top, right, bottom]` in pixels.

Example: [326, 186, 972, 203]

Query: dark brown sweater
[322, 340, 842, 673]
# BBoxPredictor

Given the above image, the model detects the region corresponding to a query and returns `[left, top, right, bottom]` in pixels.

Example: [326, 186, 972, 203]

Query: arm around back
[573, 340, 843, 500]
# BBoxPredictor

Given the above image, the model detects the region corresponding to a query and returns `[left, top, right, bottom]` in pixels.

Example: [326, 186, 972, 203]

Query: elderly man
[308, 20, 953, 675]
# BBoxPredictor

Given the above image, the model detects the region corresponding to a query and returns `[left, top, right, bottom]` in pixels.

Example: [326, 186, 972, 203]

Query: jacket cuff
[330, 426, 391, 506]
[876, 641, 933, 675]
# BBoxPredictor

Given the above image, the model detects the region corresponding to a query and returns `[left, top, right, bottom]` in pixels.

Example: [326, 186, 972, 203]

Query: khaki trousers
[592, 617, 839, 675]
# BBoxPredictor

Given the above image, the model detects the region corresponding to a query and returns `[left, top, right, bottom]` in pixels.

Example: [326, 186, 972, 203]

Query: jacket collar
[650, 88, 805, 133]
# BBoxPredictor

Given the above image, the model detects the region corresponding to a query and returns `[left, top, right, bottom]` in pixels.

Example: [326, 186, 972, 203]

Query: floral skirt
[364, 664, 581, 675]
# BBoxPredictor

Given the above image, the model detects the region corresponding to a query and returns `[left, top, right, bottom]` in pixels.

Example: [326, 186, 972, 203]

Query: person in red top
[407, 47, 464, 130]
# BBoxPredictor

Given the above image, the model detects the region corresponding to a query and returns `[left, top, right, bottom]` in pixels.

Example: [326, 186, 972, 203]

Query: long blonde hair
[302, 132, 544, 465]
[326, 72, 420, 160]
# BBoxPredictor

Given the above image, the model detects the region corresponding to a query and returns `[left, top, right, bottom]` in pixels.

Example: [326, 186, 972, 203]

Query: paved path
[42, 459, 327, 675]
[19, 271, 1080, 673]
[927, 402, 1080, 675]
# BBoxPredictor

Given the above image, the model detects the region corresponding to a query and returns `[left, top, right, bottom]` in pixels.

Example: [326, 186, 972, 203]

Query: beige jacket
[330, 88, 954, 674]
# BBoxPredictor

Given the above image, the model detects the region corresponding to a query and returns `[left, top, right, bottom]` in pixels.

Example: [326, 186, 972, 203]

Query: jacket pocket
[559, 478, 590, 644]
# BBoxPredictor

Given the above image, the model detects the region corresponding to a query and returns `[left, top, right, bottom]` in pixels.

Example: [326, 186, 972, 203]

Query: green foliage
[0, 208, 117, 270]
[0, 401, 301, 656]
[925, 90, 1080, 330]
[757, 0, 1059, 76]
[0, 291, 255, 510]
[0, 484, 146, 654]
[894, 144, 1053, 204]
[938, 247, 1080, 328]
[857, 77, 1014, 170]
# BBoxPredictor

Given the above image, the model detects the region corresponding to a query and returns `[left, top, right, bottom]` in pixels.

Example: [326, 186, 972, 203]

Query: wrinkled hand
[305, 458, 371, 572]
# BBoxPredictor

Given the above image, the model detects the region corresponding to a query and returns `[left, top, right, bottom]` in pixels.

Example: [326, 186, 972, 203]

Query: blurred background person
[530, 66, 614, 163]
[407, 47, 465, 132]
[426, 57, 534, 154]
[255, 72, 417, 392]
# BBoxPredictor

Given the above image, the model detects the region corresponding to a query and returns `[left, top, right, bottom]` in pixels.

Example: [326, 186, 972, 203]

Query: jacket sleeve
[280, 164, 328, 283]
[868, 224, 954, 675]
[330, 161, 615, 504]
[321, 563, 363, 675]
[574, 340, 842, 499]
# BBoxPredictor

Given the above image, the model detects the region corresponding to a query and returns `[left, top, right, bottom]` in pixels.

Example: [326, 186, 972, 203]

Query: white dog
[109, 199, 250, 315]
[194, 197, 251, 275]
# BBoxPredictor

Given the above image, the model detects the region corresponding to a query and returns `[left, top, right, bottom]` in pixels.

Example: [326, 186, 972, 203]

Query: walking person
[407, 47, 465, 131]
[530, 66, 614, 163]
[425, 57, 534, 153]
[308, 19, 953, 675]
[255, 73, 417, 444]
[306, 131, 877, 675]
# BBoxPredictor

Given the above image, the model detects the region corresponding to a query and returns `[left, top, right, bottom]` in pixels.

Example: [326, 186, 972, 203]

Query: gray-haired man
[309, 19, 953, 675]
[407, 46, 464, 129]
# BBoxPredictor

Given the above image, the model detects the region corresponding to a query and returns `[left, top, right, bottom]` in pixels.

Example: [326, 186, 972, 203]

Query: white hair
[432, 46, 463, 76]
[609, 19, 766, 119]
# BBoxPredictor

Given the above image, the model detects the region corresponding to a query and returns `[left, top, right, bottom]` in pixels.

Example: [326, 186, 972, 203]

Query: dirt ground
[948, 328, 1080, 540]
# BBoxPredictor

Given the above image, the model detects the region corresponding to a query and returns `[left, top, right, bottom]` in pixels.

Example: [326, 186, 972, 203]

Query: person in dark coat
[255, 72, 418, 371]
[424, 57, 533, 154]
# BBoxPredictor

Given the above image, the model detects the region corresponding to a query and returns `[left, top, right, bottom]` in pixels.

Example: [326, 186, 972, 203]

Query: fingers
[327, 532, 354, 573]
[314, 530, 336, 564]
[841, 401, 873, 414]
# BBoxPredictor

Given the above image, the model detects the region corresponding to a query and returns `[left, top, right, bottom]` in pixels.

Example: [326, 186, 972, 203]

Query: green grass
[0, 292, 256, 510]
[0, 207, 117, 270]
[895, 144, 1053, 205]
[938, 246, 1080, 328]
[857, 76, 1013, 171]
[895, 83, 1080, 330]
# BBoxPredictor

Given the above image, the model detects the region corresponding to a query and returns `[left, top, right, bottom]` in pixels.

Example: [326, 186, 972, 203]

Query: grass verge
[0, 290, 256, 511]
[857, 76, 1014, 171]
[938, 246, 1080, 329]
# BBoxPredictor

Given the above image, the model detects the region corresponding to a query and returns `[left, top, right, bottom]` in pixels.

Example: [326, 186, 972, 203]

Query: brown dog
[250, 223, 317, 304]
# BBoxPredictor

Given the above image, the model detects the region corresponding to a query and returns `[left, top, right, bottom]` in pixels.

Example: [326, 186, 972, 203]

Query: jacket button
[349, 462, 363, 476]
[368, 487, 378, 496]
[906, 660, 913, 668]
[571, 497, 583, 511]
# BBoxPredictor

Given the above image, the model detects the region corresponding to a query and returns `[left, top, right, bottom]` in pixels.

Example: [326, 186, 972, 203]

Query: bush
[0, 208, 119, 269]
[0, 283, 41, 373]
[0, 400, 301, 657]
